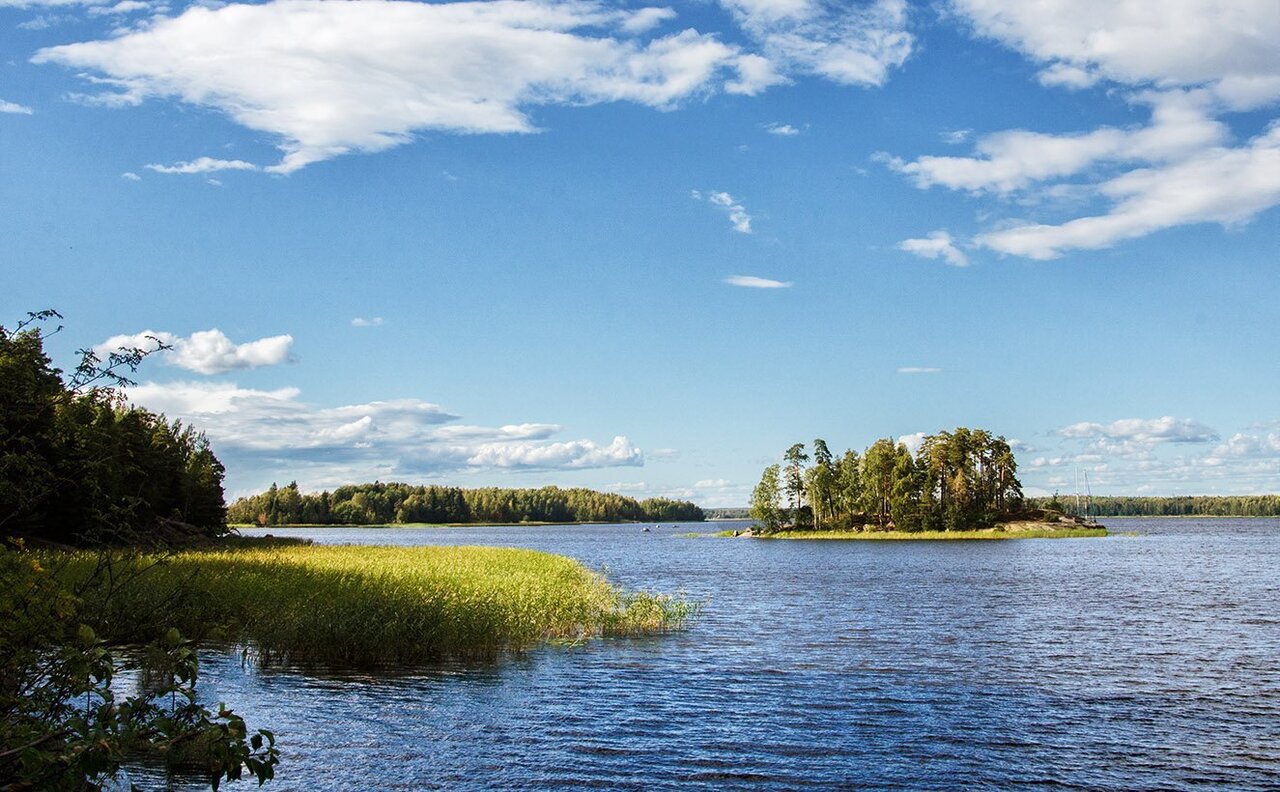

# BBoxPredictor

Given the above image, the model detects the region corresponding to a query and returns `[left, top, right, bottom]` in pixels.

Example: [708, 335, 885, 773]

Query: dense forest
[228, 481, 705, 525]
[1, 312, 227, 544]
[1031, 494, 1280, 517]
[751, 428, 1024, 533]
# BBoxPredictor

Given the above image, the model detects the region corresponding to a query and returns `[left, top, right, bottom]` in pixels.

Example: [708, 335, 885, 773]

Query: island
[746, 428, 1105, 539]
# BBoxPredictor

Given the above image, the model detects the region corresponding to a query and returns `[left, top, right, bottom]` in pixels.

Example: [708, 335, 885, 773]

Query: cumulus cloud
[897, 230, 969, 266]
[693, 189, 754, 233]
[145, 157, 259, 175]
[35, 0, 763, 173]
[351, 316, 383, 327]
[724, 274, 791, 288]
[0, 100, 34, 114]
[1058, 416, 1219, 444]
[124, 380, 645, 491]
[897, 431, 928, 456]
[95, 328, 293, 375]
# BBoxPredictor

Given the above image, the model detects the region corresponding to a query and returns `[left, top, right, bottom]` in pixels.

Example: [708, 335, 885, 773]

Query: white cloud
[466, 435, 641, 469]
[695, 189, 754, 233]
[351, 316, 384, 327]
[0, 100, 34, 114]
[897, 431, 928, 456]
[897, 230, 969, 266]
[762, 121, 802, 135]
[884, 91, 1229, 196]
[940, 128, 971, 144]
[896, 367, 941, 374]
[952, 0, 1280, 109]
[724, 274, 791, 288]
[125, 379, 644, 491]
[145, 157, 258, 175]
[95, 328, 293, 375]
[35, 0, 761, 173]
[720, 0, 913, 87]
[976, 121, 1280, 259]
[887, 3, 1280, 259]
[1207, 432, 1280, 460]
[121, 171, 141, 180]
[1037, 62, 1098, 90]
[87, 0, 152, 15]
[1058, 416, 1219, 444]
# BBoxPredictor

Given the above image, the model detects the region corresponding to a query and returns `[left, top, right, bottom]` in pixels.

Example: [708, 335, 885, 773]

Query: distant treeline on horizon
[1029, 494, 1280, 517]
[228, 481, 705, 526]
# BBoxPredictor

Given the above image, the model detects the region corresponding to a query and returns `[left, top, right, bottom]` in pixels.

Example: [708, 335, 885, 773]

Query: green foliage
[0, 313, 227, 544]
[53, 544, 696, 666]
[749, 464, 784, 533]
[0, 542, 278, 791]
[227, 482, 704, 526]
[757, 427, 1026, 533]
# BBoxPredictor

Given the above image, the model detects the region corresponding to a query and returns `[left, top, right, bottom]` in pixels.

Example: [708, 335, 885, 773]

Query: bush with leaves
[0, 541, 279, 790]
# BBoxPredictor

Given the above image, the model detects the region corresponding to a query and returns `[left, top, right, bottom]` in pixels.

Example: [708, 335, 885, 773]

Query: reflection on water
[167, 519, 1279, 789]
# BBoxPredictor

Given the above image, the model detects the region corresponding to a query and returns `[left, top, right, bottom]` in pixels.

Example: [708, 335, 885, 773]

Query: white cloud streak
[0, 100, 35, 114]
[896, 367, 941, 374]
[96, 328, 293, 375]
[351, 317, 384, 327]
[724, 274, 791, 288]
[145, 157, 259, 175]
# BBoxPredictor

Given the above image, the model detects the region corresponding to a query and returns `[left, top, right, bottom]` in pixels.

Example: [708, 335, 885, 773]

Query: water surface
[180, 519, 1279, 789]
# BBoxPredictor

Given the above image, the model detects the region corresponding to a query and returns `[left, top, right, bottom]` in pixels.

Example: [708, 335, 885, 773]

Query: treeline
[752, 427, 1023, 533]
[228, 481, 705, 525]
[1032, 494, 1280, 517]
[1, 313, 227, 544]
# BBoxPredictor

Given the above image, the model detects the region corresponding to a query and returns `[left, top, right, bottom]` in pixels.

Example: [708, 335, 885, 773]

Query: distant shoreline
[734, 521, 1107, 540]
[232, 520, 693, 530]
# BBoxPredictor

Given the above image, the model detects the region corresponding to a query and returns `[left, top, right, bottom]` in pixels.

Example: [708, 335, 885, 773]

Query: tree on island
[750, 464, 784, 532]
[750, 427, 1024, 534]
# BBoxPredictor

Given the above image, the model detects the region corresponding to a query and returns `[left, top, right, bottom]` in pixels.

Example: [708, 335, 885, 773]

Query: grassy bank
[51, 543, 694, 665]
[760, 522, 1108, 540]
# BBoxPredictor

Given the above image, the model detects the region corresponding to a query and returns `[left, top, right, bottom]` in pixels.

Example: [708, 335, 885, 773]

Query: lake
[170, 519, 1279, 789]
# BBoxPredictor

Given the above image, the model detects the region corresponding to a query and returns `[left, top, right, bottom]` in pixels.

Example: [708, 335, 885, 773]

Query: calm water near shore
[169, 518, 1278, 789]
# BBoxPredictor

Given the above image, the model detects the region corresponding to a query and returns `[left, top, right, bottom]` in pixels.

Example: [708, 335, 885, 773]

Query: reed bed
[53, 544, 695, 666]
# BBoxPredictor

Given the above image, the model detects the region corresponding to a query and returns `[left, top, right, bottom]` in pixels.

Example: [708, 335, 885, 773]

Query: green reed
[52, 544, 695, 666]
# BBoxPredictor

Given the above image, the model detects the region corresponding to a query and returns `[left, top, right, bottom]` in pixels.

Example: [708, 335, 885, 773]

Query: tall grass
[52, 544, 695, 666]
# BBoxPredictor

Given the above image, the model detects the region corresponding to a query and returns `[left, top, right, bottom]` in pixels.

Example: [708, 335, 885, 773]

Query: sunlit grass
[52, 544, 695, 666]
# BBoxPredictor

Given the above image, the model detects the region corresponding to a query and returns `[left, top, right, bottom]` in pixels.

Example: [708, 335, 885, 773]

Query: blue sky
[4, 0, 1279, 504]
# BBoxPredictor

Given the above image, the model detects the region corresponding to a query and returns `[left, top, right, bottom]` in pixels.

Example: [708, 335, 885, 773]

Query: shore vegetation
[51, 542, 696, 666]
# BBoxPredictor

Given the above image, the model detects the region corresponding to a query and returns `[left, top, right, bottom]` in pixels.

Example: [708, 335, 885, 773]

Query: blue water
[169, 519, 1279, 789]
